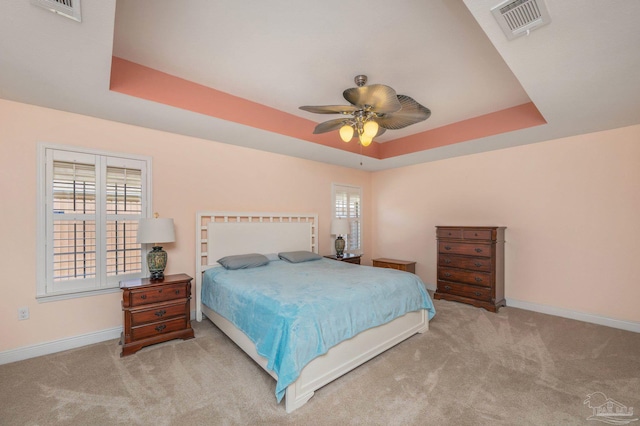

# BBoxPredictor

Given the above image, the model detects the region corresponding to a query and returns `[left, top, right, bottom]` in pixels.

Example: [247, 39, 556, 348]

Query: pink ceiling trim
[110, 57, 544, 160]
[378, 102, 546, 159]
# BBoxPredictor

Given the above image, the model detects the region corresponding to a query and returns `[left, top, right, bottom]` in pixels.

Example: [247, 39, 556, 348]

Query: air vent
[491, 0, 550, 40]
[31, 0, 82, 22]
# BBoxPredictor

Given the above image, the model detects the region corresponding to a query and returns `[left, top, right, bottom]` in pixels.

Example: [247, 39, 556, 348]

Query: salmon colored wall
[372, 125, 640, 323]
[2, 97, 637, 354]
[0, 99, 371, 352]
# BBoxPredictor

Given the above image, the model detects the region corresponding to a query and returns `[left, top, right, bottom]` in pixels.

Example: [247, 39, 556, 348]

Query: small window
[332, 183, 362, 254]
[37, 144, 151, 300]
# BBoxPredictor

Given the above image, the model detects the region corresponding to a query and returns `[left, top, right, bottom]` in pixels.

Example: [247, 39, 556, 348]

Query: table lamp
[331, 219, 350, 258]
[137, 214, 175, 280]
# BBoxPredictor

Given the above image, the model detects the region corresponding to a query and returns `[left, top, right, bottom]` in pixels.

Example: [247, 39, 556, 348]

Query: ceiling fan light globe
[359, 134, 373, 147]
[339, 125, 354, 142]
[363, 120, 379, 138]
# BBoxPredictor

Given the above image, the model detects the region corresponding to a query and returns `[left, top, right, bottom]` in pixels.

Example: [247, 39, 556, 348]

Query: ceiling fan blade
[343, 84, 402, 113]
[374, 126, 386, 137]
[299, 105, 358, 114]
[375, 95, 431, 130]
[313, 118, 350, 134]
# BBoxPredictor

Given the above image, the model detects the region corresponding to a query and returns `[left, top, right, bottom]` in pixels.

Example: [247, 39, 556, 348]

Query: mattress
[202, 258, 436, 401]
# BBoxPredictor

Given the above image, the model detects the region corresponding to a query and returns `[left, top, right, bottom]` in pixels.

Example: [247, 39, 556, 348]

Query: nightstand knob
[475, 277, 483, 282]
[175, 289, 181, 295]
[475, 248, 483, 253]
[155, 324, 166, 332]
[474, 292, 481, 297]
[140, 294, 147, 300]
[444, 272, 452, 277]
[444, 258, 451, 264]
[444, 245, 452, 250]
[474, 262, 482, 267]
[155, 309, 166, 317]
[444, 285, 452, 291]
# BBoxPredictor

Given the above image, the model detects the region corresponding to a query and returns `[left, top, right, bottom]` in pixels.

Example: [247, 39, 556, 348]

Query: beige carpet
[1, 299, 639, 425]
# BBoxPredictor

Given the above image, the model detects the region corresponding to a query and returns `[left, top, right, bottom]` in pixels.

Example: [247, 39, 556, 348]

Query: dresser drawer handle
[444, 285, 452, 291]
[474, 277, 483, 282]
[444, 245, 452, 251]
[474, 291, 482, 297]
[140, 294, 147, 300]
[155, 324, 166, 332]
[475, 248, 483, 253]
[175, 289, 181, 295]
[474, 262, 482, 267]
[158, 289, 163, 293]
[444, 258, 452, 264]
[154, 309, 166, 317]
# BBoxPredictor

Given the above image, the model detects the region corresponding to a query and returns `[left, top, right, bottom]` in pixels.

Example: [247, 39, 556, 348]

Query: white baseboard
[0, 326, 122, 366]
[1, 310, 199, 365]
[506, 298, 640, 333]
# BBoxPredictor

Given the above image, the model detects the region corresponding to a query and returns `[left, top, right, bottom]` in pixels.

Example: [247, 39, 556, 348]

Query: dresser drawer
[439, 254, 492, 272]
[129, 283, 188, 307]
[438, 267, 492, 288]
[438, 241, 492, 258]
[131, 317, 187, 341]
[462, 229, 493, 240]
[130, 302, 189, 327]
[436, 228, 463, 239]
[437, 280, 492, 301]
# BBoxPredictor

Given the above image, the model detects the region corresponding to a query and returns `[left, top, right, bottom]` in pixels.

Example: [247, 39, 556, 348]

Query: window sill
[36, 286, 121, 303]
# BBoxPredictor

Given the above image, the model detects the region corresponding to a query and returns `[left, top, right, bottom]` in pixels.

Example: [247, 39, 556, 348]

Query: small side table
[372, 258, 416, 273]
[120, 273, 195, 357]
[324, 254, 362, 265]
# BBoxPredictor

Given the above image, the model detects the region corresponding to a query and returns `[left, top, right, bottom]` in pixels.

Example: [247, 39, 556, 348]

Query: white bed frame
[195, 211, 429, 413]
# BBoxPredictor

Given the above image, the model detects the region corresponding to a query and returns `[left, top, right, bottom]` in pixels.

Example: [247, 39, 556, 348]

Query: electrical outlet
[18, 307, 29, 320]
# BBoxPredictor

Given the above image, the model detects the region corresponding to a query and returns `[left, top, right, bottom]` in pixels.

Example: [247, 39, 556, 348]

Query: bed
[195, 212, 435, 413]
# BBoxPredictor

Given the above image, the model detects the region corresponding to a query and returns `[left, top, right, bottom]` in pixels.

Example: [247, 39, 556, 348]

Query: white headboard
[195, 211, 318, 321]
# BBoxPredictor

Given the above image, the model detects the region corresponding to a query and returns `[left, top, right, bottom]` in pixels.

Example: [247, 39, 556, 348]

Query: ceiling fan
[299, 75, 431, 147]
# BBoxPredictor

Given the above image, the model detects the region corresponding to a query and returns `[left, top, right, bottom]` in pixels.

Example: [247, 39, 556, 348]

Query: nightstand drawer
[131, 302, 189, 326]
[373, 260, 402, 270]
[437, 280, 492, 301]
[438, 241, 492, 258]
[372, 258, 416, 273]
[132, 317, 187, 341]
[438, 254, 492, 272]
[438, 267, 491, 288]
[129, 283, 187, 307]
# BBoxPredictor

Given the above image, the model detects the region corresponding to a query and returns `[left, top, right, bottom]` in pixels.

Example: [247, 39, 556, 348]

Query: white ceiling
[1, 0, 639, 171]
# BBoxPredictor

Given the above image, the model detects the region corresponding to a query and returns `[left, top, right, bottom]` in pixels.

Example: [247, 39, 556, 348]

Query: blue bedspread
[202, 258, 436, 402]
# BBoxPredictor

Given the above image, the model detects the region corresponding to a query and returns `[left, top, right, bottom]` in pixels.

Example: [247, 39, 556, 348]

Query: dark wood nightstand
[324, 254, 362, 264]
[120, 273, 195, 357]
[372, 258, 416, 273]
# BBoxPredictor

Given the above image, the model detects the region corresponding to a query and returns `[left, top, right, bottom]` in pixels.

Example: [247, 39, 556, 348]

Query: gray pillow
[278, 251, 322, 263]
[217, 253, 269, 270]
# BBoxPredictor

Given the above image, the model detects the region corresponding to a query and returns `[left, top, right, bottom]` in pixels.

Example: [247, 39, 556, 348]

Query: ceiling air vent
[31, 0, 82, 22]
[491, 0, 550, 40]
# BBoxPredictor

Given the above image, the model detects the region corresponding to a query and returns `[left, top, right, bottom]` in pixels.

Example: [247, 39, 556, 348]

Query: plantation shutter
[41, 147, 148, 298]
[333, 184, 362, 254]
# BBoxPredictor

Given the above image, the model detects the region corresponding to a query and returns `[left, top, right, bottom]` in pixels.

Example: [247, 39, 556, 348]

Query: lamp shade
[137, 218, 175, 245]
[331, 219, 350, 236]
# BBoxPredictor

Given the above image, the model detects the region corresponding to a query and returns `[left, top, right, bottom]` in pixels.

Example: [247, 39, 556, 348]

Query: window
[37, 144, 151, 300]
[332, 183, 362, 254]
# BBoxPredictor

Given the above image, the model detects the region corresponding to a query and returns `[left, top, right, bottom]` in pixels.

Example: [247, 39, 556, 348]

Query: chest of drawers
[434, 226, 506, 312]
[120, 273, 195, 356]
